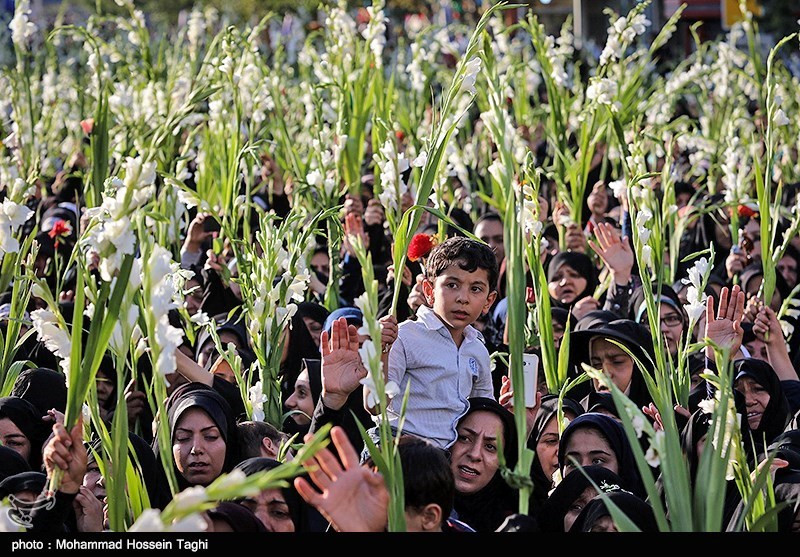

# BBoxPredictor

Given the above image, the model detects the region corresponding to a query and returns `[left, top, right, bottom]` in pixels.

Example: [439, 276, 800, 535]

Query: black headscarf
[734, 358, 792, 455]
[546, 252, 599, 309]
[679, 408, 712, 484]
[558, 412, 646, 499]
[282, 358, 322, 439]
[551, 307, 577, 332]
[10, 368, 67, 416]
[528, 394, 584, 515]
[0, 471, 46, 500]
[570, 319, 656, 410]
[0, 396, 50, 471]
[0, 445, 31, 482]
[451, 397, 518, 532]
[161, 382, 240, 490]
[206, 501, 268, 532]
[574, 309, 619, 332]
[279, 309, 324, 406]
[569, 489, 659, 532]
[536, 464, 628, 532]
[234, 457, 327, 532]
[769, 430, 800, 470]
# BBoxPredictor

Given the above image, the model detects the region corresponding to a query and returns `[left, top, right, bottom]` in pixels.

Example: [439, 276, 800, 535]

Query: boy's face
[422, 261, 496, 340]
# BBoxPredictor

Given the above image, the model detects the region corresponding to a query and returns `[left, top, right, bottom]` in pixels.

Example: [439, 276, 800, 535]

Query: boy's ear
[483, 290, 498, 314]
[422, 277, 434, 303]
[419, 503, 443, 532]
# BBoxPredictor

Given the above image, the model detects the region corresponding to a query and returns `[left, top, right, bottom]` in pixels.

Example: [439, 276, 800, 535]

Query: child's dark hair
[398, 435, 454, 522]
[424, 236, 499, 292]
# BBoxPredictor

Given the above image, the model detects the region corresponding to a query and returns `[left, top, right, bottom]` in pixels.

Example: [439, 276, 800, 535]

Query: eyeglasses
[641, 313, 683, 328]
[661, 314, 683, 327]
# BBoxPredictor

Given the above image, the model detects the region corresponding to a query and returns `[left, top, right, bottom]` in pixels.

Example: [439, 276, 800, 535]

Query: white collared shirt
[384, 304, 495, 449]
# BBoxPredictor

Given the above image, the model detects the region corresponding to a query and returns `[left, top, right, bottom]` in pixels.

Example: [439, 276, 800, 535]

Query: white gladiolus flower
[172, 486, 209, 513]
[774, 109, 790, 127]
[640, 245, 653, 268]
[306, 169, 323, 187]
[586, 77, 618, 106]
[698, 397, 715, 415]
[212, 470, 252, 493]
[1, 200, 33, 229]
[682, 257, 709, 288]
[637, 227, 652, 245]
[9, 0, 37, 49]
[645, 433, 662, 468]
[359, 338, 378, 369]
[31, 309, 71, 359]
[249, 381, 267, 422]
[684, 286, 707, 324]
[190, 311, 211, 327]
[460, 57, 481, 95]
[167, 513, 208, 532]
[609, 179, 627, 198]
[128, 509, 165, 532]
[412, 151, 428, 168]
[631, 414, 645, 438]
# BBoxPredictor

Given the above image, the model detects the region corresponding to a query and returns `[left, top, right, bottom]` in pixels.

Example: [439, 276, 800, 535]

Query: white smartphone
[510, 353, 538, 408]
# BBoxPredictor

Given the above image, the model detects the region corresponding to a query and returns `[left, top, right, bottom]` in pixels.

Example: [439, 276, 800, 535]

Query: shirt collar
[416, 305, 480, 342]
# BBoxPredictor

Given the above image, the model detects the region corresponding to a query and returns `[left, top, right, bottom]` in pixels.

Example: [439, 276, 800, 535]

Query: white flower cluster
[361, 2, 388, 68]
[681, 256, 710, 326]
[305, 128, 347, 204]
[145, 244, 185, 378]
[9, 0, 37, 49]
[83, 156, 156, 281]
[0, 194, 33, 256]
[600, 11, 651, 67]
[374, 136, 425, 212]
[585, 77, 620, 111]
[31, 308, 72, 378]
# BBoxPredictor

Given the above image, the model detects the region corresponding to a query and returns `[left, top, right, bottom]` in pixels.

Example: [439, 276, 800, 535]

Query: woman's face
[95, 370, 115, 409]
[547, 264, 588, 305]
[240, 489, 295, 532]
[83, 459, 106, 501]
[562, 427, 619, 476]
[450, 410, 504, 495]
[735, 376, 771, 431]
[284, 368, 314, 426]
[642, 303, 684, 357]
[0, 418, 30, 463]
[173, 407, 227, 486]
[184, 278, 204, 316]
[536, 415, 562, 483]
[198, 331, 243, 370]
[553, 319, 566, 351]
[564, 485, 600, 532]
[302, 317, 324, 350]
[589, 338, 634, 395]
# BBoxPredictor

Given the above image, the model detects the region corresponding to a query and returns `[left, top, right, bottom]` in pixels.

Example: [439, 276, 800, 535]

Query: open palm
[321, 317, 367, 406]
[704, 285, 746, 355]
[587, 221, 633, 276]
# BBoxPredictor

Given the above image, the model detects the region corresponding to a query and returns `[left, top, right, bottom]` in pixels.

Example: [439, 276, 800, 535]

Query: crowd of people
[0, 0, 799, 537]
[1, 150, 799, 533]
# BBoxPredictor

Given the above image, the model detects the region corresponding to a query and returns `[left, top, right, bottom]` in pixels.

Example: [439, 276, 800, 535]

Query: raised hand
[752, 305, 783, 345]
[320, 317, 368, 411]
[499, 374, 541, 440]
[184, 213, 217, 254]
[73, 485, 105, 532]
[294, 426, 388, 532]
[43, 419, 87, 495]
[587, 221, 633, 285]
[342, 212, 369, 257]
[704, 285, 746, 358]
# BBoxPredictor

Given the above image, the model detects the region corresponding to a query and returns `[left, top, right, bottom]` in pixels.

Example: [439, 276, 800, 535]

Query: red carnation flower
[48, 219, 73, 249]
[407, 233, 437, 262]
[395, 130, 405, 141]
[737, 204, 758, 218]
